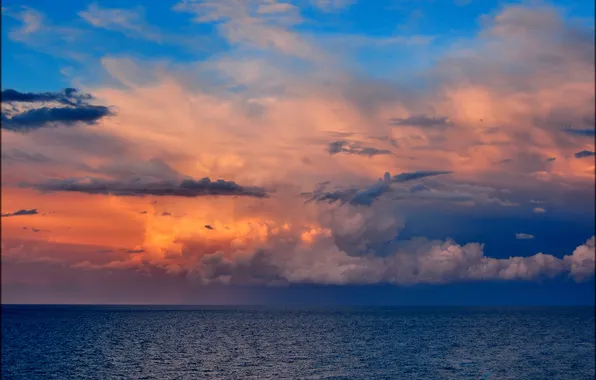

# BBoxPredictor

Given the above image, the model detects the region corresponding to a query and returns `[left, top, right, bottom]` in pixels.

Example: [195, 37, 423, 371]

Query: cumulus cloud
[564, 236, 595, 281]
[516, 233, 535, 240]
[69, 200, 594, 285]
[1, 209, 39, 218]
[28, 177, 268, 198]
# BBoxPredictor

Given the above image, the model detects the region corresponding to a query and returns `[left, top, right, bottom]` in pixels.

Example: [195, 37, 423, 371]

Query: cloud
[516, 233, 535, 240]
[5, 7, 43, 40]
[1, 88, 113, 132]
[564, 128, 595, 137]
[327, 140, 391, 157]
[574, 150, 595, 159]
[1, 209, 39, 218]
[3, 7, 87, 61]
[389, 115, 452, 128]
[70, 199, 594, 285]
[2, 2, 595, 297]
[306, 171, 454, 206]
[125, 249, 145, 254]
[174, 0, 314, 58]
[204, 225, 214, 230]
[28, 177, 268, 198]
[563, 236, 595, 281]
[2, 105, 112, 131]
[533, 207, 546, 213]
[1, 149, 52, 164]
[79, 3, 164, 42]
[392, 171, 453, 183]
[1, 88, 93, 106]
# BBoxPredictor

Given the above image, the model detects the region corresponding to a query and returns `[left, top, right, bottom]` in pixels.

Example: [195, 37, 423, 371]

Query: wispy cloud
[516, 233, 535, 240]
[79, 3, 164, 42]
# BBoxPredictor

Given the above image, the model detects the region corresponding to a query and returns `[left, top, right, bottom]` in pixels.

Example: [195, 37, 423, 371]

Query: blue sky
[1, 0, 594, 305]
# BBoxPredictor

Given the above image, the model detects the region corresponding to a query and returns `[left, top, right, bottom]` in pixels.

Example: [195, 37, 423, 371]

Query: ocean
[1, 306, 594, 379]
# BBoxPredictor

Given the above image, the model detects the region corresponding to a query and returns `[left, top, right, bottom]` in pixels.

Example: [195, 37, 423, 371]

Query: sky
[1, 0, 595, 305]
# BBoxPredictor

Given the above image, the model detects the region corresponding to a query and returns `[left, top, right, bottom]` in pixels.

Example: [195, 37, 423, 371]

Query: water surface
[2, 306, 594, 379]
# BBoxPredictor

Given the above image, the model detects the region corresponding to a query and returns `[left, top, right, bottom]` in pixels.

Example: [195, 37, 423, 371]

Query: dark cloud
[1, 88, 93, 106]
[28, 177, 268, 198]
[392, 170, 452, 183]
[306, 170, 452, 206]
[139, 211, 148, 214]
[564, 128, 595, 137]
[204, 225, 214, 230]
[327, 140, 391, 157]
[125, 249, 145, 254]
[2, 105, 112, 132]
[497, 159, 513, 164]
[389, 115, 452, 128]
[1, 209, 39, 218]
[162, 212, 172, 216]
[1, 88, 113, 132]
[546, 157, 556, 162]
[574, 150, 595, 159]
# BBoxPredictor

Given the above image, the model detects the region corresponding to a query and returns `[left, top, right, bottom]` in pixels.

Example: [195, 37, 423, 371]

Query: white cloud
[564, 236, 595, 281]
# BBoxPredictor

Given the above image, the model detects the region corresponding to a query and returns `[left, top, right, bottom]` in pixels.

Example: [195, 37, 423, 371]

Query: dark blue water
[2, 306, 594, 379]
